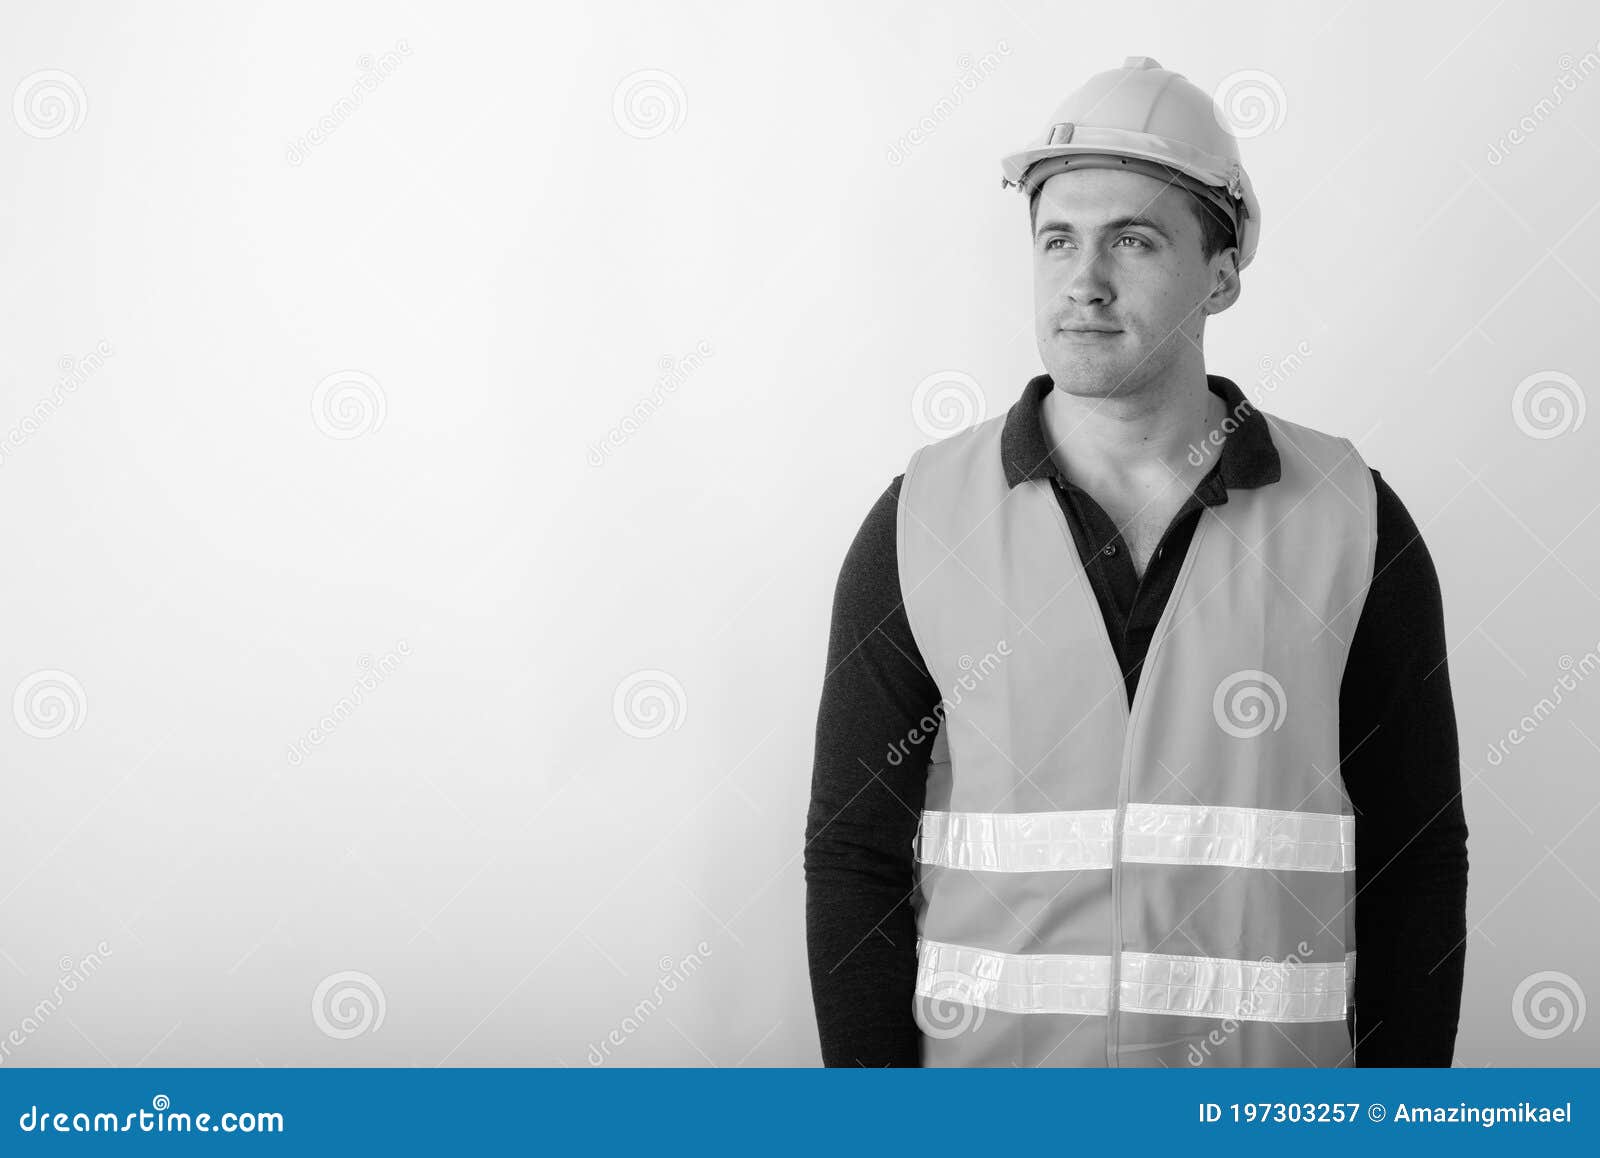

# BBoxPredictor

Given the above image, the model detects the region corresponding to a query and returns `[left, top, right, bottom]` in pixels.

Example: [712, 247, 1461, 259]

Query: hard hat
[1000, 56, 1262, 270]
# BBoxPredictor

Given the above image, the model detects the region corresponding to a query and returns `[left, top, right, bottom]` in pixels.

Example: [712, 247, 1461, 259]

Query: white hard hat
[1000, 56, 1262, 270]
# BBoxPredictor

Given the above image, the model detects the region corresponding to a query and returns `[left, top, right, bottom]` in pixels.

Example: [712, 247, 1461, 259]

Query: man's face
[1031, 166, 1237, 399]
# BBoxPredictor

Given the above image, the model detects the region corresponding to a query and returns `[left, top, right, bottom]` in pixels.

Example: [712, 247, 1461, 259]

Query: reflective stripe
[917, 804, 1353, 873]
[1120, 951, 1350, 1023]
[916, 938, 1111, 1016]
[917, 939, 1355, 1023]
[1120, 803, 1355, 872]
[915, 809, 1115, 872]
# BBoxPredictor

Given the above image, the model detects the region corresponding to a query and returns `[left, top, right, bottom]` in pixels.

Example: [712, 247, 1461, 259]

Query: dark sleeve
[803, 475, 941, 1067]
[1340, 468, 1470, 1066]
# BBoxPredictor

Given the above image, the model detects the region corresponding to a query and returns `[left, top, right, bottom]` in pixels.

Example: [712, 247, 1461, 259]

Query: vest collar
[999, 373, 1283, 503]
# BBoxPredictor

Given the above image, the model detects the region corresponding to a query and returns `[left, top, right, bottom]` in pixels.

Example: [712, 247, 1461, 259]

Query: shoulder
[900, 415, 1011, 524]
[903, 413, 1007, 478]
[1370, 468, 1440, 592]
[831, 474, 905, 618]
[1259, 411, 1370, 483]
[1356, 468, 1447, 646]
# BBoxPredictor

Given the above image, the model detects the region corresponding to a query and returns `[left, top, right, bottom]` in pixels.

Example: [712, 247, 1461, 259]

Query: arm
[803, 476, 942, 1066]
[1340, 468, 1470, 1065]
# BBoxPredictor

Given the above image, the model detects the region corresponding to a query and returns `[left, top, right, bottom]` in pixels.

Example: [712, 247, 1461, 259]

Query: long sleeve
[803, 476, 940, 1066]
[1340, 468, 1471, 1065]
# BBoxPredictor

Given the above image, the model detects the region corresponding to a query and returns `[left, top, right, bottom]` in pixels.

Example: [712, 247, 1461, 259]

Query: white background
[1, 0, 1596, 1065]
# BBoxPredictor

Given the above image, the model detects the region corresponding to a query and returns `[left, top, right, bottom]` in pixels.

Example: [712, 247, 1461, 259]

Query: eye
[1043, 237, 1068, 251]
[1116, 235, 1151, 249]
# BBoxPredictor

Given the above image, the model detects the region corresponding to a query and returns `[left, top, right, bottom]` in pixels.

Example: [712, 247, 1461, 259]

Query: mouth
[1058, 327, 1122, 338]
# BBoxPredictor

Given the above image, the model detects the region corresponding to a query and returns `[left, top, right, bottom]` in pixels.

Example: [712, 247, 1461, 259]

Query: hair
[1029, 183, 1238, 264]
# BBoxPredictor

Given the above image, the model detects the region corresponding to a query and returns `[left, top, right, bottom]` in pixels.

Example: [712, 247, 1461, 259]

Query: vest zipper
[1105, 512, 1213, 1065]
[1045, 479, 1214, 1067]
[1049, 479, 1209, 1068]
[1043, 480, 1134, 1066]
[1107, 753, 1129, 1065]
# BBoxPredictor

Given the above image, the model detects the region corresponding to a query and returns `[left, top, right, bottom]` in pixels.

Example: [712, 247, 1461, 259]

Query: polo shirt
[803, 372, 1469, 1067]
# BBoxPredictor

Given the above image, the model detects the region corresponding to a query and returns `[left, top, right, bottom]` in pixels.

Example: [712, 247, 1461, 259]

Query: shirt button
[1102, 543, 1118, 557]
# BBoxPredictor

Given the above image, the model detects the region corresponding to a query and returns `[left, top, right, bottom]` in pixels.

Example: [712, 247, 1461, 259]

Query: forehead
[1034, 166, 1192, 230]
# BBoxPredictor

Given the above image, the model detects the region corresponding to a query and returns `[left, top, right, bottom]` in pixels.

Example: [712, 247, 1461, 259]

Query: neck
[1040, 371, 1225, 493]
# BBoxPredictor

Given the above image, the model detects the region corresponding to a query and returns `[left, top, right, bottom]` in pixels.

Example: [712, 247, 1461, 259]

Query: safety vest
[897, 404, 1377, 1066]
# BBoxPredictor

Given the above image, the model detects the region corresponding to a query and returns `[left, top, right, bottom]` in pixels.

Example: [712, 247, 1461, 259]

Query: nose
[1064, 246, 1114, 308]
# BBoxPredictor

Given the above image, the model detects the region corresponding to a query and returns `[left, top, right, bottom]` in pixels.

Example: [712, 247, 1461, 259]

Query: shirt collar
[999, 372, 1282, 502]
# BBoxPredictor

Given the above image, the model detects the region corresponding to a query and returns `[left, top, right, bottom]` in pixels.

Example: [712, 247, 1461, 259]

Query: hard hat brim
[1001, 133, 1261, 269]
[1001, 124, 1238, 190]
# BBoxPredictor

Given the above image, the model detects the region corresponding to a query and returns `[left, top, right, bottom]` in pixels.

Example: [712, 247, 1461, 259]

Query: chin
[1042, 357, 1128, 396]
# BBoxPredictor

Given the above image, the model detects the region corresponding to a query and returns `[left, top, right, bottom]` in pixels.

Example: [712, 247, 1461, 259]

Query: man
[803, 57, 1468, 1066]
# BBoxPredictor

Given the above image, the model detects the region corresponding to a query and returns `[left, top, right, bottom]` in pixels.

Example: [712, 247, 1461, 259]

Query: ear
[1203, 246, 1242, 316]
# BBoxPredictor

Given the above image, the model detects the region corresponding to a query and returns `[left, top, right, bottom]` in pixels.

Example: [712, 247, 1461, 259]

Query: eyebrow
[1035, 214, 1173, 242]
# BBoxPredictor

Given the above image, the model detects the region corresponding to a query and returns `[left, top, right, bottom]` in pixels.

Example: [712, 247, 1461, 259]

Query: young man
[804, 57, 1468, 1067]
